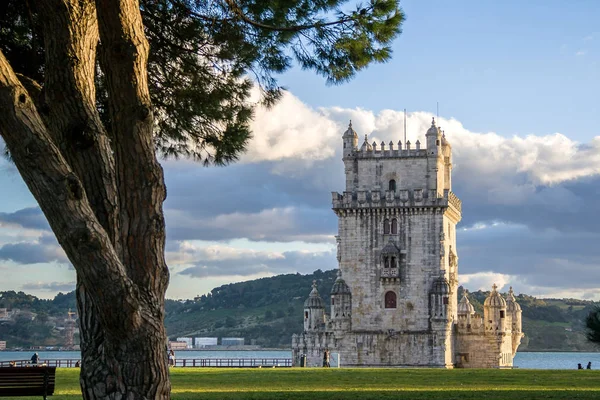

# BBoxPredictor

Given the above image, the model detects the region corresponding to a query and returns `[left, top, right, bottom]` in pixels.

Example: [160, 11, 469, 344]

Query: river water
[1, 350, 599, 369]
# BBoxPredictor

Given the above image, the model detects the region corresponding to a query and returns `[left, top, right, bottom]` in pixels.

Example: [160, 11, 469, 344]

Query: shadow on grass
[171, 390, 600, 400]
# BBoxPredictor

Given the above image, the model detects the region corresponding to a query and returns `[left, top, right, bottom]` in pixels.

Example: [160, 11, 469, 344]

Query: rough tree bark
[0, 0, 170, 398]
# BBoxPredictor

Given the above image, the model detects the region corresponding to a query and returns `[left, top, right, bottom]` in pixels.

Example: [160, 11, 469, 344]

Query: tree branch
[39, 0, 120, 250]
[186, 0, 359, 33]
[96, 0, 169, 297]
[0, 49, 140, 336]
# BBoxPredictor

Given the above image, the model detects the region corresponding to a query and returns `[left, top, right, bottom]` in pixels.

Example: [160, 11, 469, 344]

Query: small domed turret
[331, 270, 351, 295]
[426, 117, 442, 155]
[360, 134, 372, 151]
[484, 284, 507, 333]
[304, 280, 325, 309]
[426, 117, 439, 136]
[330, 270, 352, 332]
[303, 280, 325, 332]
[457, 290, 475, 315]
[505, 287, 521, 313]
[506, 286, 522, 337]
[342, 120, 359, 157]
[342, 120, 358, 139]
[484, 284, 507, 308]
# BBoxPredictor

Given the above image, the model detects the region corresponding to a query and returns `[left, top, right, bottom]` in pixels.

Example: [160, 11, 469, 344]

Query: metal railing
[0, 358, 292, 368]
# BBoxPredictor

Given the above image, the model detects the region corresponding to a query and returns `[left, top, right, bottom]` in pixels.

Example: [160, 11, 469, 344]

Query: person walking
[30, 352, 40, 366]
[587, 362, 592, 370]
[323, 349, 330, 368]
[168, 349, 176, 367]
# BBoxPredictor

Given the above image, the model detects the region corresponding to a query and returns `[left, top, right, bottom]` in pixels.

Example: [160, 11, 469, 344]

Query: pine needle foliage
[585, 306, 600, 345]
[0, 0, 404, 165]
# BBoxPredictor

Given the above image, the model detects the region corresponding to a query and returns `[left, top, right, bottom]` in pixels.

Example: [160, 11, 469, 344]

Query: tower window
[500, 310, 505, 319]
[332, 298, 335, 305]
[388, 179, 396, 191]
[384, 257, 390, 268]
[304, 312, 308, 319]
[383, 219, 390, 234]
[390, 256, 396, 268]
[443, 297, 449, 305]
[391, 218, 398, 234]
[385, 291, 397, 309]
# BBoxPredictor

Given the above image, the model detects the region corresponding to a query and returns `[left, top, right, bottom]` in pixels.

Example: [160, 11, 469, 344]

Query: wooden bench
[0, 366, 56, 399]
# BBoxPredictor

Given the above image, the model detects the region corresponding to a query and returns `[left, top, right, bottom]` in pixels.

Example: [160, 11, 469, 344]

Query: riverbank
[33, 368, 600, 399]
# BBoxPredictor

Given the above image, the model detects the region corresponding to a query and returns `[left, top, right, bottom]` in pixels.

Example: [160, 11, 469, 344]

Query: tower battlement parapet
[350, 147, 429, 159]
[332, 189, 461, 215]
[448, 191, 462, 213]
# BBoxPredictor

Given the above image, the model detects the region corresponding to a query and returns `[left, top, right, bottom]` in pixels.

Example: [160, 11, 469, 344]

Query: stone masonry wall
[338, 209, 445, 332]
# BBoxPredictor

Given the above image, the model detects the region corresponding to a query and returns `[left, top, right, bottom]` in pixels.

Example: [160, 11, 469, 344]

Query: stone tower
[331, 118, 461, 367]
[292, 118, 522, 368]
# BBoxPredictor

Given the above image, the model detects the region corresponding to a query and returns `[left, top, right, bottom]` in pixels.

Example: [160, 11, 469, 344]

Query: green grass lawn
[9, 368, 600, 399]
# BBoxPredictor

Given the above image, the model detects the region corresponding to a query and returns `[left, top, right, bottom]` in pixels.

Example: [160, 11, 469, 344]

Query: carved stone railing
[448, 191, 462, 213]
[353, 148, 428, 159]
[332, 190, 447, 209]
[332, 189, 462, 214]
[381, 268, 399, 278]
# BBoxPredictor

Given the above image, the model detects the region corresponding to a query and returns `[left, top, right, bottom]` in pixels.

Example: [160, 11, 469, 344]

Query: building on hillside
[291, 119, 523, 368]
[168, 341, 188, 351]
[0, 341, 6, 350]
[194, 337, 218, 348]
[221, 337, 244, 346]
[176, 337, 193, 349]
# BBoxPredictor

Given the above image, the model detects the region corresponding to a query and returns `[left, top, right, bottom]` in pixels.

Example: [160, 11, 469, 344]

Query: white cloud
[244, 90, 340, 162]
[460, 272, 517, 292]
[244, 91, 600, 190]
[576, 50, 587, 56]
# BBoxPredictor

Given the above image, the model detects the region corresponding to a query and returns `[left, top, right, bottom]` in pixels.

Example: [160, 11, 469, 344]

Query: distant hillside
[164, 269, 337, 348]
[2, 271, 600, 351]
[0, 290, 77, 347]
[165, 270, 600, 351]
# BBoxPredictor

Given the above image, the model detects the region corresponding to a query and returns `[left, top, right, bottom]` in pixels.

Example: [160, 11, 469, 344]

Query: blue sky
[1, 0, 600, 300]
[283, 0, 600, 141]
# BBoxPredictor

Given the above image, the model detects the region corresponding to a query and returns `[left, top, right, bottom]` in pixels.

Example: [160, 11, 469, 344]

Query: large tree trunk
[0, 0, 171, 398]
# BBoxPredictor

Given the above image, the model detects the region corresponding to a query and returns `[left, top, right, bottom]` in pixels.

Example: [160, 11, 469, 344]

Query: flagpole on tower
[403, 108, 407, 145]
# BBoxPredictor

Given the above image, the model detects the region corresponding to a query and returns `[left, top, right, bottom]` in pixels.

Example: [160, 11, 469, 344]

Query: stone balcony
[381, 268, 399, 283]
[332, 189, 461, 214]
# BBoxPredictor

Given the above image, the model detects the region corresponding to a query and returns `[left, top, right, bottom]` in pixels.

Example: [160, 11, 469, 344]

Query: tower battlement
[332, 189, 461, 215]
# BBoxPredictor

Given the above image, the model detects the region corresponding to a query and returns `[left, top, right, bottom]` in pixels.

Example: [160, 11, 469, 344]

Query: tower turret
[506, 287, 523, 354]
[342, 120, 358, 158]
[457, 290, 475, 329]
[484, 284, 507, 333]
[457, 290, 475, 316]
[426, 117, 442, 156]
[425, 117, 444, 194]
[330, 270, 352, 333]
[505, 287, 521, 332]
[304, 280, 326, 332]
[342, 121, 359, 191]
